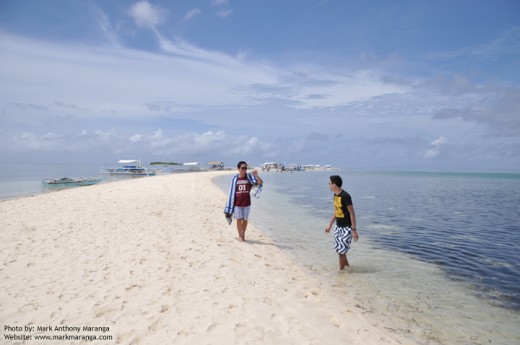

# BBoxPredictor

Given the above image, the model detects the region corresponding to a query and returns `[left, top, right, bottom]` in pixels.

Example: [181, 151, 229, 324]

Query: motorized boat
[104, 160, 156, 176]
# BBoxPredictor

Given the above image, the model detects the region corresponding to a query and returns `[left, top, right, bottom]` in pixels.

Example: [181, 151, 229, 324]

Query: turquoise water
[215, 170, 520, 311]
[0, 162, 161, 200]
[0, 163, 104, 199]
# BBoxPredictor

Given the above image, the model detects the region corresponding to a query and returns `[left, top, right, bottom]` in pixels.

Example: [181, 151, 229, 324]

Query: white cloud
[425, 27, 520, 62]
[147, 130, 273, 158]
[93, 130, 119, 143]
[212, 0, 230, 6]
[0, 32, 278, 123]
[151, 129, 163, 140]
[211, 0, 233, 17]
[129, 1, 166, 28]
[0, 28, 411, 132]
[423, 136, 448, 159]
[130, 134, 142, 142]
[151, 130, 274, 160]
[96, 9, 121, 46]
[432, 87, 520, 137]
[216, 9, 233, 18]
[184, 8, 202, 21]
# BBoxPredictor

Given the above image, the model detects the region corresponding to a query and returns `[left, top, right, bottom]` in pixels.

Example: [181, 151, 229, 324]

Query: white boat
[105, 160, 156, 176]
[286, 164, 303, 171]
[42, 177, 102, 188]
[208, 161, 225, 170]
[302, 164, 340, 171]
[261, 162, 284, 171]
[182, 162, 201, 172]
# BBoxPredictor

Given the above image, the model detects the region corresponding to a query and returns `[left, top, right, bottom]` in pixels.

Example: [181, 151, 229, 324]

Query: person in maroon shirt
[227, 161, 263, 242]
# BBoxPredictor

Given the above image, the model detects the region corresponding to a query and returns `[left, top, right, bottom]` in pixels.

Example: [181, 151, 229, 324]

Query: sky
[1, 0, 519, 171]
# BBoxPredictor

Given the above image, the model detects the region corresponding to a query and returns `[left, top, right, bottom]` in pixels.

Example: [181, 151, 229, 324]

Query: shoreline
[215, 172, 520, 344]
[0, 171, 416, 344]
[1, 171, 518, 344]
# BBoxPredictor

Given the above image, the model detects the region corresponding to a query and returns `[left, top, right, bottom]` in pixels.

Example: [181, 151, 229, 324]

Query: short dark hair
[330, 175, 343, 187]
[237, 161, 247, 168]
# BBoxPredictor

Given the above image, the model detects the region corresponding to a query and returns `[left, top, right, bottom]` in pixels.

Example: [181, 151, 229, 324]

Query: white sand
[0, 171, 421, 344]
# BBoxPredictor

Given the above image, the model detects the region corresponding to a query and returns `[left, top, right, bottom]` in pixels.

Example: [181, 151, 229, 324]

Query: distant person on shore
[224, 161, 263, 242]
[325, 175, 359, 272]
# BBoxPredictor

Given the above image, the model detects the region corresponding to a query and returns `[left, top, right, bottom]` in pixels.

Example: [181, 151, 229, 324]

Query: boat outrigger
[104, 160, 156, 176]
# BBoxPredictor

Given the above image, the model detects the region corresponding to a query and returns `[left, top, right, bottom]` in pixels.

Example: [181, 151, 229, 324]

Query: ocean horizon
[2, 161, 519, 200]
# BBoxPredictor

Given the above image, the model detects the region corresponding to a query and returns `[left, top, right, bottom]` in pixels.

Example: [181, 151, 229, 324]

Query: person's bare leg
[236, 219, 247, 241]
[241, 220, 248, 241]
[339, 254, 349, 271]
[236, 219, 243, 241]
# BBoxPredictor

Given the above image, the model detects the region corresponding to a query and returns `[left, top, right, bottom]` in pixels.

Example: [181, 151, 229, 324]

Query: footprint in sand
[148, 318, 161, 331]
[94, 305, 119, 318]
[18, 303, 38, 313]
[305, 290, 320, 299]
[116, 332, 141, 345]
[234, 323, 247, 335]
[125, 284, 141, 291]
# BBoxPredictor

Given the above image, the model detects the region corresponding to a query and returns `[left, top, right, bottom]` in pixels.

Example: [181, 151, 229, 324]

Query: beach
[0, 171, 427, 345]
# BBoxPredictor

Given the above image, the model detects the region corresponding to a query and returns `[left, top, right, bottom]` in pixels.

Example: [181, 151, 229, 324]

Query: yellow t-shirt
[333, 190, 352, 227]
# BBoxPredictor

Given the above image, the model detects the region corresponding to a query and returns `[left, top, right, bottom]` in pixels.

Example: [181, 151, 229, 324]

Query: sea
[0, 162, 193, 200]
[214, 169, 520, 344]
[2, 163, 519, 343]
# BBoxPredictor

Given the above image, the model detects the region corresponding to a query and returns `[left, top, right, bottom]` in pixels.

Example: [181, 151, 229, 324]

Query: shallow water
[214, 170, 520, 345]
[0, 163, 161, 200]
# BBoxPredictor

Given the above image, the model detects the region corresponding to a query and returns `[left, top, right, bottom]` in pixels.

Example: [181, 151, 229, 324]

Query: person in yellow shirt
[325, 175, 359, 272]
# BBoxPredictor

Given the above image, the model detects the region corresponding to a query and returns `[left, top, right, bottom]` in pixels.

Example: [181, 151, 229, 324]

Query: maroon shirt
[234, 176, 252, 207]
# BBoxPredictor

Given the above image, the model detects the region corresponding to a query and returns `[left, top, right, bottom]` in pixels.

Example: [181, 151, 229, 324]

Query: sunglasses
[240, 166, 248, 170]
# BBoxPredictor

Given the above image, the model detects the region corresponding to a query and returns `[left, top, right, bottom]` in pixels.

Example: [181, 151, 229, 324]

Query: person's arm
[347, 205, 359, 241]
[325, 213, 336, 233]
[251, 170, 263, 185]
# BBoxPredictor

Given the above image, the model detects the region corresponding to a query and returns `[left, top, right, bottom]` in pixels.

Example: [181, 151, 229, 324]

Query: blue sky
[1, 0, 519, 171]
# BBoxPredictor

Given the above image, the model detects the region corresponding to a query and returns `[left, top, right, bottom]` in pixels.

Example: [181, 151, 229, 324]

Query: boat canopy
[118, 160, 139, 164]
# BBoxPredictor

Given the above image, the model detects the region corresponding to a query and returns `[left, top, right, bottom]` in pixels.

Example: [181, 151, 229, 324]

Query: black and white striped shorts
[333, 226, 353, 254]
